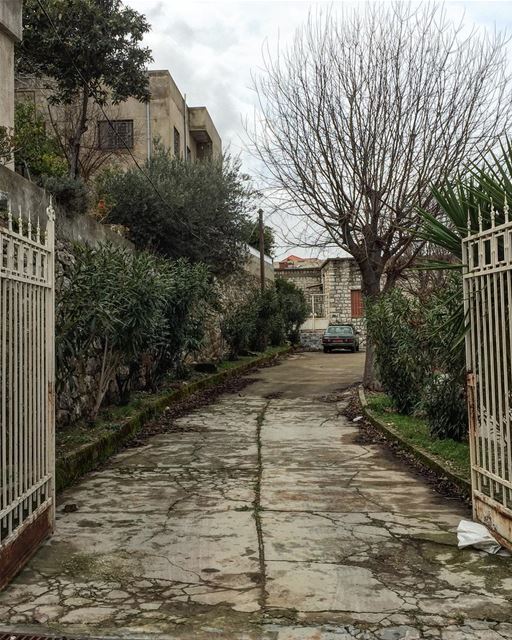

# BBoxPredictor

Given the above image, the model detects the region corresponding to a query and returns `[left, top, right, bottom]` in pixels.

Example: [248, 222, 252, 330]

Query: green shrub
[98, 146, 254, 275]
[39, 174, 89, 216]
[57, 243, 198, 417]
[0, 125, 13, 164]
[422, 374, 467, 441]
[221, 282, 297, 358]
[366, 289, 427, 414]
[250, 288, 282, 351]
[149, 259, 213, 387]
[221, 302, 257, 358]
[275, 278, 309, 344]
[14, 102, 66, 178]
[367, 277, 468, 440]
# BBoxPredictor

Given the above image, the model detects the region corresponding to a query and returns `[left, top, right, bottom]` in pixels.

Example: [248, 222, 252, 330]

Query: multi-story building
[98, 69, 222, 164]
[0, 0, 23, 168]
[15, 69, 222, 175]
[275, 255, 365, 348]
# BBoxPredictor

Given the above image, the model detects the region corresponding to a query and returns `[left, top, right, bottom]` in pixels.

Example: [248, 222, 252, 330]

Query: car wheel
[323, 347, 330, 353]
[351, 346, 356, 353]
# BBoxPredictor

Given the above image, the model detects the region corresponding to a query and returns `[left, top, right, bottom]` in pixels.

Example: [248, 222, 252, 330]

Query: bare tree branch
[248, 1, 512, 384]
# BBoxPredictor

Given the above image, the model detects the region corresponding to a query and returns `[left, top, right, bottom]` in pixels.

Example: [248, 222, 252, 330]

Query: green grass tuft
[366, 392, 471, 481]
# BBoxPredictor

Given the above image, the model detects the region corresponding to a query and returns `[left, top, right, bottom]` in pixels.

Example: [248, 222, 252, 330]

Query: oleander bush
[56, 243, 213, 418]
[221, 279, 308, 357]
[366, 275, 468, 441]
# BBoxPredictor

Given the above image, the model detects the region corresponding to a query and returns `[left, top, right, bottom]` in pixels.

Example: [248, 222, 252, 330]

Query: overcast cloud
[126, 0, 512, 258]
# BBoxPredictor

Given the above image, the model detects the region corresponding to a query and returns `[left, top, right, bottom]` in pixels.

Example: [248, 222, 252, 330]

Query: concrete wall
[245, 244, 274, 282]
[0, 0, 22, 167]
[277, 267, 323, 294]
[0, 164, 133, 249]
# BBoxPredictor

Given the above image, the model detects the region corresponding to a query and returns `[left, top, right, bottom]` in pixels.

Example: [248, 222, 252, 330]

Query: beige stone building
[102, 70, 222, 164]
[0, 0, 23, 167]
[275, 255, 365, 347]
[16, 69, 222, 175]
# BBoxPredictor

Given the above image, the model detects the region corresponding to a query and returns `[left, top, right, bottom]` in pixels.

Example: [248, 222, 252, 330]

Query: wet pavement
[0, 351, 511, 639]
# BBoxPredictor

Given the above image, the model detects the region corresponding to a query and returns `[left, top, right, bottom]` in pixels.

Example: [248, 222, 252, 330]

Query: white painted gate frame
[463, 204, 512, 548]
[0, 200, 55, 588]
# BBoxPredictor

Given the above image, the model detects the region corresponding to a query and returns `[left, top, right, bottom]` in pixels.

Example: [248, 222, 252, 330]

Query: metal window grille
[98, 120, 134, 150]
[308, 294, 326, 317]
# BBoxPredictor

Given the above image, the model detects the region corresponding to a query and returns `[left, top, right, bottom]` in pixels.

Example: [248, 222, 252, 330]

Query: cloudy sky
[127, 0, 512, 258]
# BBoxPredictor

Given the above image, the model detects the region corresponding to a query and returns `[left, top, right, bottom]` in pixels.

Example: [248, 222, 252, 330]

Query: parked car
[322, 324, 360, 353]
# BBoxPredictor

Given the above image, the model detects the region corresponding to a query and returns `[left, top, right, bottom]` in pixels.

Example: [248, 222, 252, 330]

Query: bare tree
[46, 98, 144, 182]
[249, 2, 512, 386]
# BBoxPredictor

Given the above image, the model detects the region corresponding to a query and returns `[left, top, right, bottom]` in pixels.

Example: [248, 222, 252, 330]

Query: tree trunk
[68, 87, 89, 178]
[359, 264, 382, 389]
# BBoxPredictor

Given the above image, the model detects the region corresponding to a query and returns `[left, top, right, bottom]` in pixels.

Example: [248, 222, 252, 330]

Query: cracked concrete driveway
[1, 351, 512, 639]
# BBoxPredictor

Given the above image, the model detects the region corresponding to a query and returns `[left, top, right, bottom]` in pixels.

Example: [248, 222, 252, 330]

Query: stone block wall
[276, 257, 367, 348]
[190, 270, 260, 363]
[317, 258, 366, 345]
[276, 266, 323, 295]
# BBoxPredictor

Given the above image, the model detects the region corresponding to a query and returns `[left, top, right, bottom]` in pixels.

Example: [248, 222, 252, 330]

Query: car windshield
[325, 326, 353, 336]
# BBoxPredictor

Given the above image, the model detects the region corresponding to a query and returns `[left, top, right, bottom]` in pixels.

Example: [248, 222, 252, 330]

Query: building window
[197, 141, 212, 161]
[351, 289, 364, 318]
[98, 120, 133, 150]
[174, 127, 181, 157]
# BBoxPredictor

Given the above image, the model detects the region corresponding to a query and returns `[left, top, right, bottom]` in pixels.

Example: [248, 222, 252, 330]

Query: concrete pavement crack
[254, 399, 271, 612]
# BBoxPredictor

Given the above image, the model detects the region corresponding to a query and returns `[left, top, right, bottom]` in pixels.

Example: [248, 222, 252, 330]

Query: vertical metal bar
[0, 233, 5, 544]
[491, 266, 504, 504]
[486, 272, 499, 496]
[506, 255, 512, 506]
[477, 273, 491, 496]
[498, 268, 509, 508]
[7, 232, 14, 537]
[463, 239, 479, 506]
[46, 203, 56, 526]
[36, 252, 42, 511]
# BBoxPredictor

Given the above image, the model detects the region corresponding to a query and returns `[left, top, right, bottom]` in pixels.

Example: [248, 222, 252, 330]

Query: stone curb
[56, 346, 292, 493]
[358, 386, 472, 499]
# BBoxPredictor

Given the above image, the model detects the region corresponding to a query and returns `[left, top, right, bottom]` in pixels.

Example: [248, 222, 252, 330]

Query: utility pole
[258, 208, 265, 292]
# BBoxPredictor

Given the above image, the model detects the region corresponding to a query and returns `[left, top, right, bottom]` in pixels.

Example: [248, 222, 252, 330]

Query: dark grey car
[322, 324, 360, 353]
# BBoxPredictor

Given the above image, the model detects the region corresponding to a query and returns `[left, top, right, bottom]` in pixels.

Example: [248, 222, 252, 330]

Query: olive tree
[250, 2, 512, 386]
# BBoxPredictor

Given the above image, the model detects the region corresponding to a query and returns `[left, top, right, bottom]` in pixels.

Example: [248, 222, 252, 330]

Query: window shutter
[351, 290, 363, 318]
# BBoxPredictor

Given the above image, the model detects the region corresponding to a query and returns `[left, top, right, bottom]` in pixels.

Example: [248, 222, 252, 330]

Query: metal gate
[0, 200, 55, 589]
[463, 205, 512, 548]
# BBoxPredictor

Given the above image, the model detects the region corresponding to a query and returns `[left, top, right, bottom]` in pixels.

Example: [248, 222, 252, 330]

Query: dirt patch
[263, 391, 284, 400]
[125, 375, 260, 446]
[344, 388, 471, 505]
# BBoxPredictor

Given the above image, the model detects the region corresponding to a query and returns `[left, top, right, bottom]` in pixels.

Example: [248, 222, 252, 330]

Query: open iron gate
[463, 207, 512, 549]
[0, 201, 55, 589]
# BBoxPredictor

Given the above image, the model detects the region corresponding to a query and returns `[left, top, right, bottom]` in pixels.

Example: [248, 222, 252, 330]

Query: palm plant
[419, 140, 512, 258]
[417, 140, 512, 354]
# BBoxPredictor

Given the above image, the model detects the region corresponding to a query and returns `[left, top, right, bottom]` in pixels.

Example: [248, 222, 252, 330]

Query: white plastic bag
[457, 519, 506, 554]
